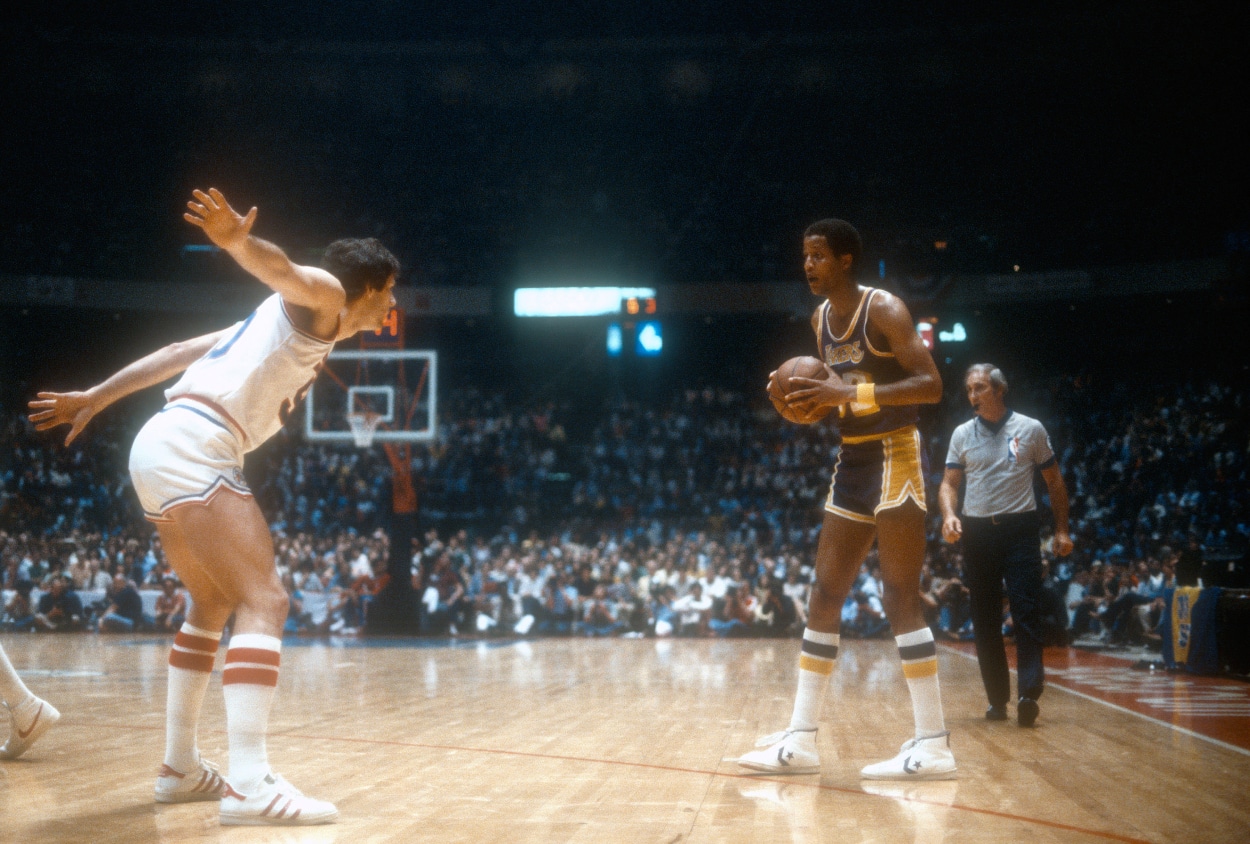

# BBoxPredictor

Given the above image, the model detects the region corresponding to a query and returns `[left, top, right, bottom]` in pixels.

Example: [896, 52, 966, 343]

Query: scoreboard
[361, 307, 404, 349]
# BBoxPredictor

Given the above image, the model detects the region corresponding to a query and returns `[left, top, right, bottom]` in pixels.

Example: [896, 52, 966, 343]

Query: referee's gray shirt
[945, 410, 1056, 518]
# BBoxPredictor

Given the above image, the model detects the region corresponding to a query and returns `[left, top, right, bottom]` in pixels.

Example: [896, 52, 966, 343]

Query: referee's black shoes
[985, 704, 1008, 721]
[1017, 698, 1040, 728]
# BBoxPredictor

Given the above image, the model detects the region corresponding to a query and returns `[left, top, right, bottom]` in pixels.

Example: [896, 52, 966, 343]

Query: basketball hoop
[346, 412, 383, 448]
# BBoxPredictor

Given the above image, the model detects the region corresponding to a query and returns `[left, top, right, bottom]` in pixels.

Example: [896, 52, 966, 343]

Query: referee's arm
[1039, 463, 1074, 556]
[939, 466, 964, 543]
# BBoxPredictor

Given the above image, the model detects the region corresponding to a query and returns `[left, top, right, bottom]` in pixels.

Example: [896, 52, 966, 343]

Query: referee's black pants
[962, 510, 1046, 706]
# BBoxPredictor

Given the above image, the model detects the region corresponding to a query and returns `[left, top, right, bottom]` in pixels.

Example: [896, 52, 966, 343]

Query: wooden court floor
[2, 634, 1248, 843]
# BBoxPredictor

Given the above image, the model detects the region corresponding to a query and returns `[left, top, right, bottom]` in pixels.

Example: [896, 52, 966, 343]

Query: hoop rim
[346, 411, 384, 448]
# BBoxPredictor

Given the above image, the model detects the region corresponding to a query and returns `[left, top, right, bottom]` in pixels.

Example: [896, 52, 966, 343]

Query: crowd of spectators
[3, 371, 1246, 649]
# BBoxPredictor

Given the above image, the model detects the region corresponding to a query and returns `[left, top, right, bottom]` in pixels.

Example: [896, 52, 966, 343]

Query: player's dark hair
[804, 219, 862, 273]
[322, 238, 400, 302]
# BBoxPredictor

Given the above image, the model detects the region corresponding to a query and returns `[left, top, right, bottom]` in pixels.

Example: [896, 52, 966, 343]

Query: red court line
[941, 642, 1250, 753]
[73, 720, 1151, 843]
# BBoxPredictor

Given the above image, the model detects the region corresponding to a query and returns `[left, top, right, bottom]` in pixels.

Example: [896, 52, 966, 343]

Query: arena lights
[916, 320, 968, 349]
[513, 286, 657, 317]
[635, 321, 663, 356]
[916, 321, 935, 350]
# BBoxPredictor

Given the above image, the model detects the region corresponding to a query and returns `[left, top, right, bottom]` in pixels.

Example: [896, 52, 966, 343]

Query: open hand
[184, 187, 256, 251]
[27, 390, 101, 446]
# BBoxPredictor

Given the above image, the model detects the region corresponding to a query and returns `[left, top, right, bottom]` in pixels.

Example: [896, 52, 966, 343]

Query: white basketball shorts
[129, 400, 252, 523]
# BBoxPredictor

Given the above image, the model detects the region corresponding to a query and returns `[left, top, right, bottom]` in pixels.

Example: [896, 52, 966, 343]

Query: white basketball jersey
[165, 294, 333, 451]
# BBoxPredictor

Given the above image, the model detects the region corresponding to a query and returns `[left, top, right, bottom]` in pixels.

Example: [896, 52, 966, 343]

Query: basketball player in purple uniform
[738, 219, 956, 779]
[29, 188, 398, 824]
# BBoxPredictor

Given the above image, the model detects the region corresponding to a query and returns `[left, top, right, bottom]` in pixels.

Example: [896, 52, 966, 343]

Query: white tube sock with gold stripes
[788, 629, 840, 732]
[896, 627, 946, 739]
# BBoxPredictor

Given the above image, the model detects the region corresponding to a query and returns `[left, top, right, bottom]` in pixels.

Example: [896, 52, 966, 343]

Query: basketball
[769, 356, 833, 424]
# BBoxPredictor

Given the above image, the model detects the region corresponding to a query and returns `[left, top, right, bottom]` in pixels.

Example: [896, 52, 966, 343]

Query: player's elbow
[167, 337, 209, 363]
[918, 373, 943, 404]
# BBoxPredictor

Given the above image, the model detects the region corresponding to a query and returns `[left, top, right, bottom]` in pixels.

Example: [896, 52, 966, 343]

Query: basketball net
[346, 412, 383, 448]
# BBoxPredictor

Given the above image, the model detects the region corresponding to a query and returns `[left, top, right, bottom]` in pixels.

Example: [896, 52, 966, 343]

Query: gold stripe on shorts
[878, 426, 926, 513]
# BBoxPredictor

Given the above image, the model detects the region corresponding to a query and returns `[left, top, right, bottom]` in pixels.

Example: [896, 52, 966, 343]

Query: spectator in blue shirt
[98, 573, 146, 632]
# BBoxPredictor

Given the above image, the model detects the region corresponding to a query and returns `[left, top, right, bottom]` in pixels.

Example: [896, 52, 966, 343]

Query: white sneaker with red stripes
[219, 772, 339, 826]
[155, 756, 229, 803]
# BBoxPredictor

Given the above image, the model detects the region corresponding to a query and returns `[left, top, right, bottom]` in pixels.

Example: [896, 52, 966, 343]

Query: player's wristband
[856, 382, 876, 405]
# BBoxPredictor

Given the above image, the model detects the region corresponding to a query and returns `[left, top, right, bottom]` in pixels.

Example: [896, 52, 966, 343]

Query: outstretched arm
[27, 329, 225, 445]
[184, 188, 345, 316]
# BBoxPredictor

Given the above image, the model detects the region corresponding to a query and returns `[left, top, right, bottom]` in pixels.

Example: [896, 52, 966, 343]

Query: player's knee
[244, 581, 289, 622]
[810, 579, 845, 610]
[881, 583, 919, 614]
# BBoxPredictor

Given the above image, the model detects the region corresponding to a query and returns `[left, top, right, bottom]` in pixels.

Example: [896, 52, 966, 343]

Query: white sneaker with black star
[736, 729, 820, 774]
[859, 731, 957, 781]
[219, 772, 339, 826]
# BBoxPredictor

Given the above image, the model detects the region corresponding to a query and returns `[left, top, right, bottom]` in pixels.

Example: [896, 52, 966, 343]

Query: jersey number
[205, 310, 258, 360]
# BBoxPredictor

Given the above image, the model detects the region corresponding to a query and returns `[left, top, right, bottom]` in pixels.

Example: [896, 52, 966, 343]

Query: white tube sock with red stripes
[223, 633, 282, 793]
[164, 623, 222, 774]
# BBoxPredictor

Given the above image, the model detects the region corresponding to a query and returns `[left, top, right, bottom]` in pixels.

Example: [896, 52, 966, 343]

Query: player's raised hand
[27, 390, 101, 446]
[184, 187, 257, 251]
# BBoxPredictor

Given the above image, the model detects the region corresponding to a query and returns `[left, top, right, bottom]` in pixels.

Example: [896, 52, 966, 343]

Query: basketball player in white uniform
[28, 188, 398, 826]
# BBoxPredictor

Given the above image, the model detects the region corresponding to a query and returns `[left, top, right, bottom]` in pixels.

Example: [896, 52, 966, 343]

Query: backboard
[304, 349, 437, 445]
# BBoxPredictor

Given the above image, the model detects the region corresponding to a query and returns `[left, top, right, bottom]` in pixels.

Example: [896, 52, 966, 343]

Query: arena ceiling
[1, 2, 1245, 279]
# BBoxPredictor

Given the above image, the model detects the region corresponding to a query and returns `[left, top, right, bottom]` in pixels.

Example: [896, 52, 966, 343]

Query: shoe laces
[754, 728, 814, 748]
[899, 730, 951, 752]
[268, 773, 307, 799]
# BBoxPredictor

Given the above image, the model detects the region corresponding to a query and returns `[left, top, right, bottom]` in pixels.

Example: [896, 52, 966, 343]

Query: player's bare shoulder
[282, 266, 345, 340]
[865, 288, 915, 332]
[810, 302, 825, 338]
[860, 288, 906, 349]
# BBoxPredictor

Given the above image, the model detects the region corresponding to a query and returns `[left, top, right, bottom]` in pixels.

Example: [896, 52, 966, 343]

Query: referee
[939, 364, 1073, 727]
